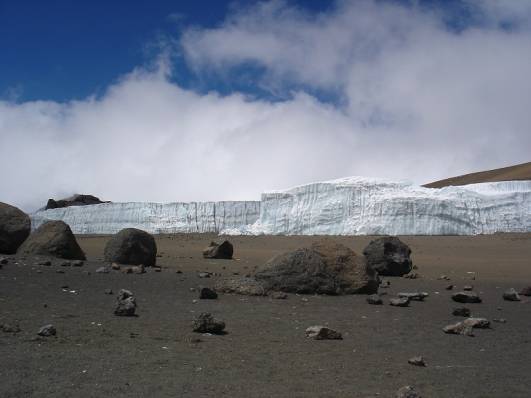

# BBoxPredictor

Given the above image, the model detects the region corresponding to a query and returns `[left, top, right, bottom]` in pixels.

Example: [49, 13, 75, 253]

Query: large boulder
[253, 239, 379, 295]
[0, 202, 31, 254]
[17, 220, 85, 260]
[17, 221, 86, 260]
[202, 240, 233, 259]
[104, 228, 157, 266]
[45, 194, 108, 210]
[363, 236, 412, 276]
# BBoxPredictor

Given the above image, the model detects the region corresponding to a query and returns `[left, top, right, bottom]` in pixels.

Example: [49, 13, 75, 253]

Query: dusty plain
[1, 233, 530, 397]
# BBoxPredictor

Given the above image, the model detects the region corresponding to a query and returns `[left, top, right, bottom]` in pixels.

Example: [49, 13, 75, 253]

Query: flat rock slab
[452, 291, 482, 303]
[390, 297, 410, 307]
[37, 324, 56, 337]
[398, 292, 429, 301]
[215, 277, 267, 296]
[503, 288, 521, 301]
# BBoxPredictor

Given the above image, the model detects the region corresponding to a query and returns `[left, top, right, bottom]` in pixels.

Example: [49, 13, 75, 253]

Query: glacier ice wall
[30, 177, 531, 235]
[31, 201, 260, 234]
[250, 177, 531, 235]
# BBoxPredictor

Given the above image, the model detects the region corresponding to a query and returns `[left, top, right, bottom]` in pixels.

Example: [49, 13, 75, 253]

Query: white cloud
[1, 0, 530, 211]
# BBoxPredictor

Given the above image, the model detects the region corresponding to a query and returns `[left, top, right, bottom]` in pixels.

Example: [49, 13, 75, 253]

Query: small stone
[445, 284, 454, 290]
[452, 291, 482, 303]
[154, 267, 162, 272]
[366, 294, 383, 305]
[198, 272, 212, 278]
[396, 385, 422, 398]
[271, 292, 288, 299]
[175, 270, 183, 274]
[121, 267, 133, 274]
[111, 263, 121, 270]
[72, 260, 84, 267]
[131, 264, 145, 274]
[403, 272, 419, 279]
[104, 288, 113, 295]
[502, 288, 520, 301]
[463, 285, 473, 291]
[408, 356, 426, 367]
[96, 266, 110, 274]
[192, 313, 225, 334]
[39, 260, 52, 266]
[114, 289, 137, 316]
[389, 297, 410, 307]
[199, 287, 218, 300]
[305, 326, 342, 340]
[493, 318, 507, 323]
[60, 261, 71, 267]
[0, 257, 9, 265]
[452, 307, 471, 317]
[443, 321, 474, 336]
[37, 324, 56, 337]
[398, 292, 429, 301]
[438, 275, 450, 280]
[55, 269, 64, 274]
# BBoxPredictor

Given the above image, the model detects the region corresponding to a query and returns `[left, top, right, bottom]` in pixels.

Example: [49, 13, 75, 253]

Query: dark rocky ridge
[45, 194, 109, 210]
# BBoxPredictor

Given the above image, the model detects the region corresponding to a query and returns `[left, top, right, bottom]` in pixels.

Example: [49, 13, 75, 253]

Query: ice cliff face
[31, 201, 260, 234]
[31, 177, 531, 235]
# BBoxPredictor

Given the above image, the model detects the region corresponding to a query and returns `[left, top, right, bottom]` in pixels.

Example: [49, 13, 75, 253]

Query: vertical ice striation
[30, 177, 531, 235]
[31, 201, 260, 234]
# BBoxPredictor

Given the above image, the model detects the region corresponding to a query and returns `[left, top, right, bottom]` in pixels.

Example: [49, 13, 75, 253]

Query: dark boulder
[202, 240, 233, 259]
[104, 228, 156, 267]
[192, 313, 225, 334]
[17, 221, 85, 260]
[363, 236, 412, 276]
[452, 291, 482, 303]
[45, 194, 108, 210]
[0, 202, 31, 254]
[254, 239, 379, 295]
[114, 289, 137, 316]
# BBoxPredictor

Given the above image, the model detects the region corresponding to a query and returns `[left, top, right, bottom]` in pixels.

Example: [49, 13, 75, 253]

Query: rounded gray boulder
[17, 220, 85, 260]
[104, 228, 157, 266]
[0, 202, 31, 254]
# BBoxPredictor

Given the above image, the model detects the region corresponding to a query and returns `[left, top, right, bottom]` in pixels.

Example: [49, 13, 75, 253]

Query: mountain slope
[424, 162, 531, 188]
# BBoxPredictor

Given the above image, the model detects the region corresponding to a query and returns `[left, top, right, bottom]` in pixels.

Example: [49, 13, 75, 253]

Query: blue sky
[1, 0, 530, 210]
[0, 0, 483, 103]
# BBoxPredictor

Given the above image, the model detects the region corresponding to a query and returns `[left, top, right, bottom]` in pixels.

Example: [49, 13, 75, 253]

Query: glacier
[30, 177, 531, 235]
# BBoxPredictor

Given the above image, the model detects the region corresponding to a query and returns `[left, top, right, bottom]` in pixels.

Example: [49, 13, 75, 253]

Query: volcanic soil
[1, 233, 530, 397]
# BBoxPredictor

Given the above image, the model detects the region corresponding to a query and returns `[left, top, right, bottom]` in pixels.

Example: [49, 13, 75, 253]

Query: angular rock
[198, 271, 212, 278]
[17, 221, 85, 260]
[408, 356, 426, 367]
[114, 289, 137, 316]
[464, 317, 490, 329]
[452, 307, 471, 317]
[305, 326, 342, 340]
[452, 291, 482, 303]
[0, 257, 8, 265]
[192, 313, 225, 334]
[363, 236, 412, 276]
[131, 265, 145, 274]
[104, 288, 113, 295]
[37, 324, 56, 337]
[443, 321, 474, 336]
[45, 194, 108, 210]
[390, 297, 410, 307]
[72, 260, 84, 267]
[396, 385, 422, 398]
[403, 272, 419, 279]
[202, 240, 233, 259]
[398, 292, 429, 301]
[199, 287, 218, 300]
[254, 239, 379, 295]
[104, 228, 156, 267]
[503, 288, 520, 301]
[445, 284, 454, 290]
[463, 285, 473, 291]
[96, 266, 110, 274]
[367, 294, 383, 305]
[215, 277, 267, 296]
[0, 202, 31, 254]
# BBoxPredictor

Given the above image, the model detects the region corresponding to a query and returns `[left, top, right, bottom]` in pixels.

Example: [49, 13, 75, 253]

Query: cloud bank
[1, 0, 531, 211]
